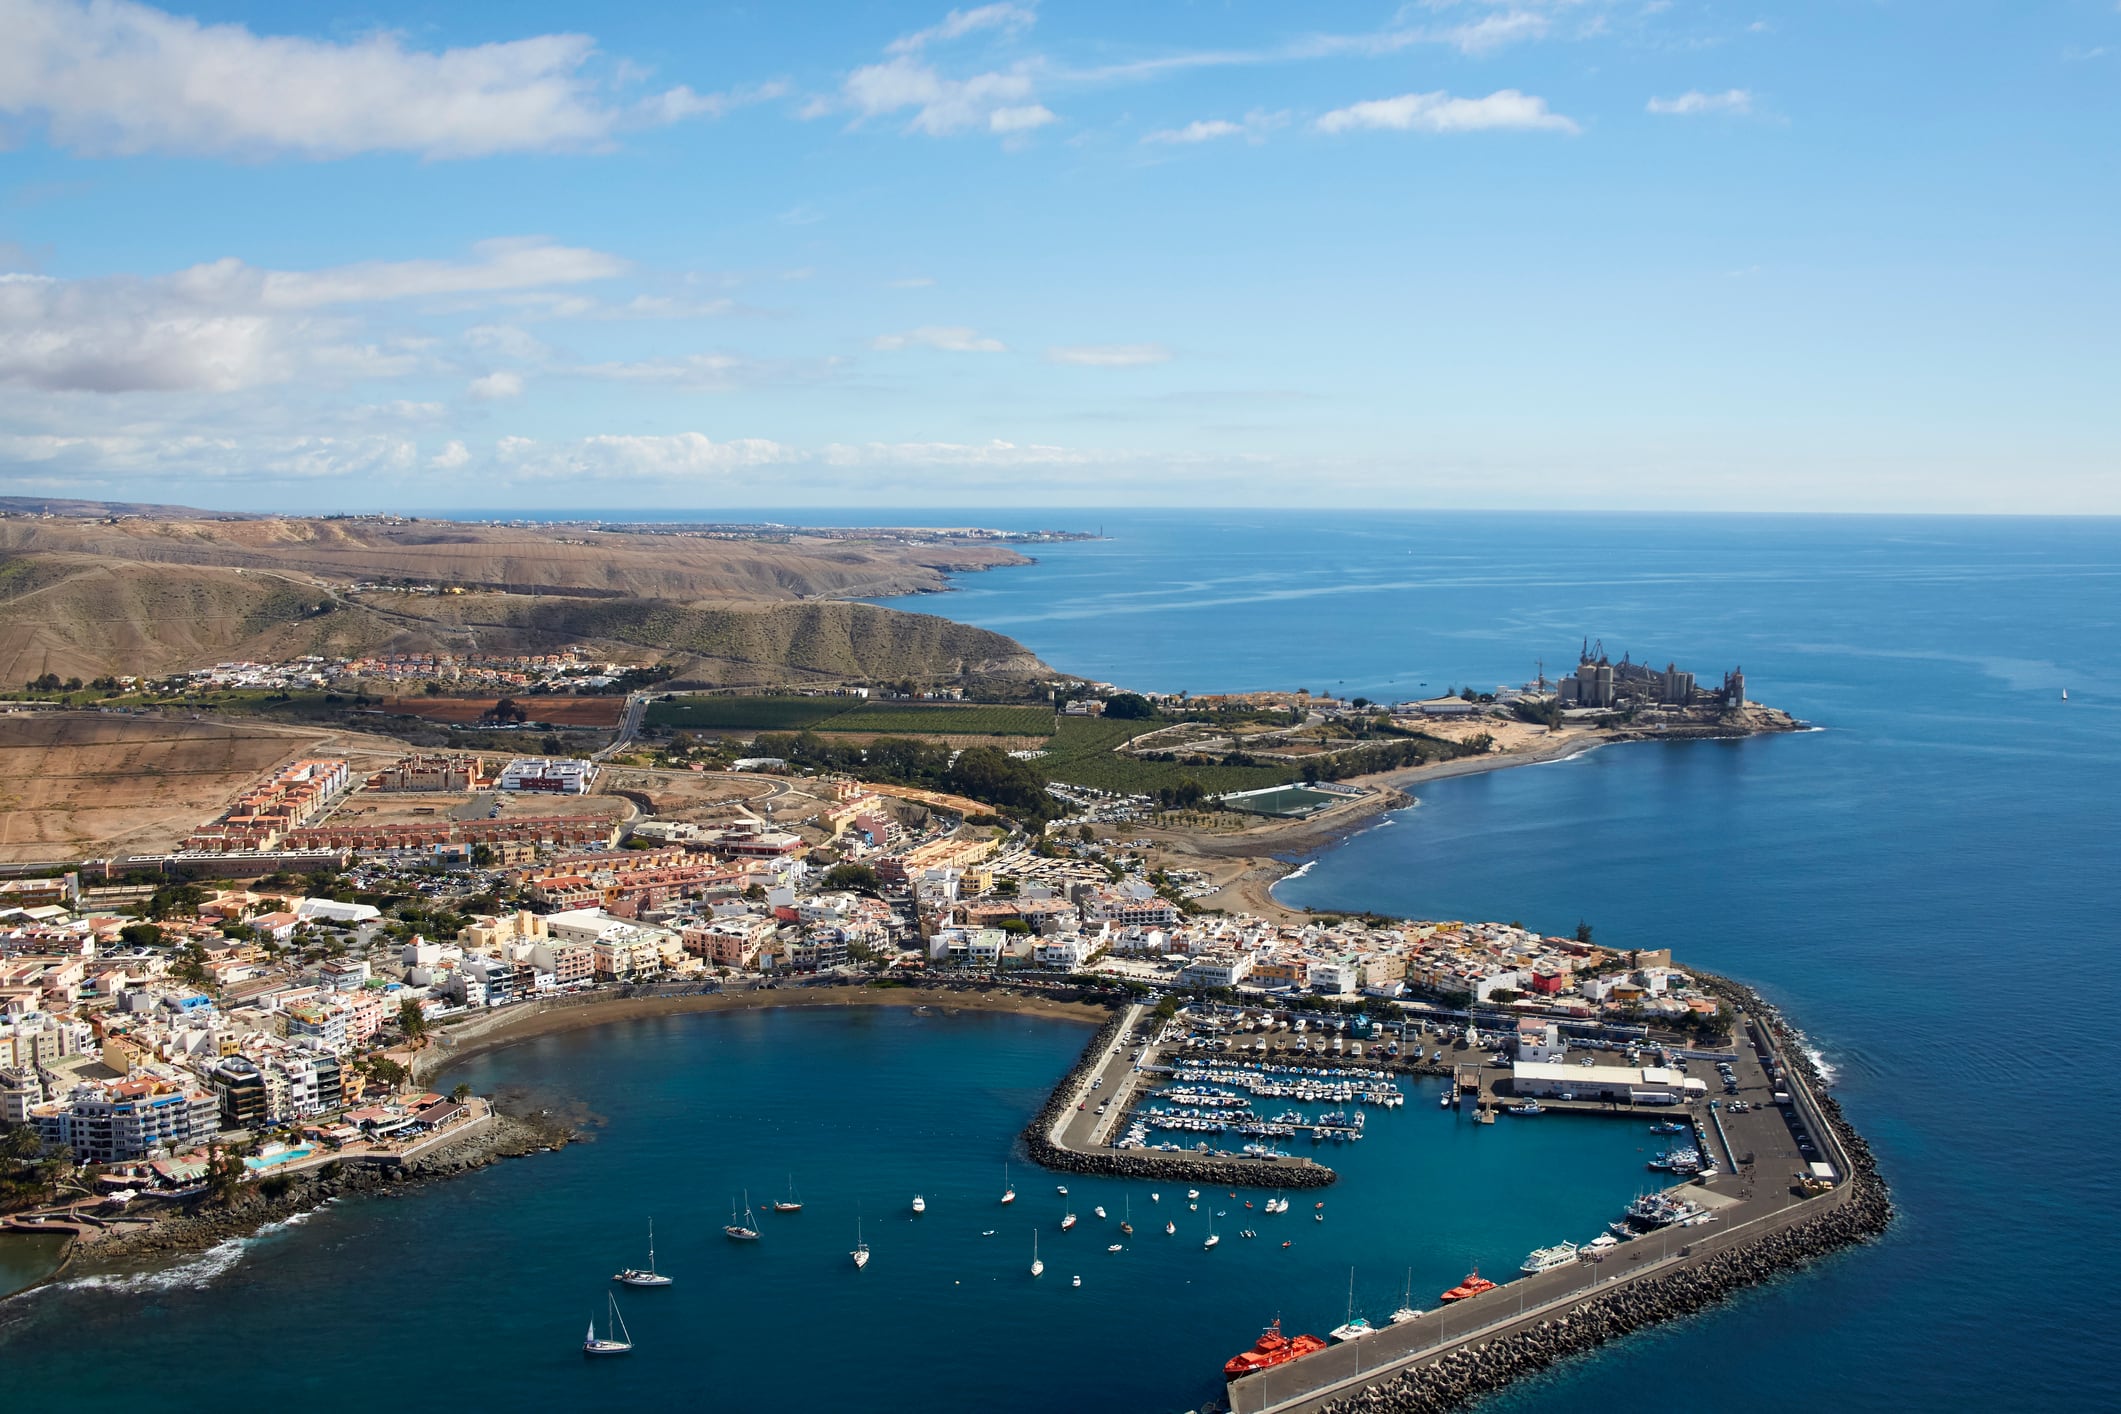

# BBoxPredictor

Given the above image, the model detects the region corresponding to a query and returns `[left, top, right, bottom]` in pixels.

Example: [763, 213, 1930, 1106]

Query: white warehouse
[1511, 1061, 1708, 1106]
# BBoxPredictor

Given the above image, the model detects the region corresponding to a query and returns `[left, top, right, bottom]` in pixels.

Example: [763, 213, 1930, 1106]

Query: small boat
[1244, 1201, 1254, 1209]
[1001, 1164, 1015, 1205]
[1094, 1205, 1107, 1220]
[1440, 1268, 1497, 1303]
[724, 1193, 760, 1242]
[772, 1175, 803, 1213]
[1187, 1189, 1200, 1200]
[911, 1194, 926, 1214]
[1315, 1201, 1324, 1210]
[1282, 1240, 1294, 1249]
[1150, 1192, 1160, 1203]
[1120, 1197, 1134, 1236]
[583, 1293, 633, 1356]
[1071, 1274, 1081, 1287]
[1031, 1232, 1044, 1278]
[1389, 1268, 1423, 1325]
[1507, 1102, 1546, 1116]
[1057, 1185, 1069, 1196]
[1189, 1202, 1198, 1211]
[982, 1229, 995, 1236]
[614, 1219, 672, 1287]
[1204, 1212, 1220, 1250]
[1107, 1242, 1123, 1252]
[852, 1218, 870, 1270]
[1165, 1220, 1177, 1235]
[1061, 1210, 1077, 1231]
[1314, 1212, 1324, 1223]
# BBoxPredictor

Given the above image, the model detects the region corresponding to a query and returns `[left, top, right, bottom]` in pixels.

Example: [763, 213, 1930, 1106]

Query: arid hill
[0, 508, 1050, 685]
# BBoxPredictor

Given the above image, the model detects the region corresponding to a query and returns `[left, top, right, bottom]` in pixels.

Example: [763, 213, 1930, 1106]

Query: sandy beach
[420, 984, 1111, 1080]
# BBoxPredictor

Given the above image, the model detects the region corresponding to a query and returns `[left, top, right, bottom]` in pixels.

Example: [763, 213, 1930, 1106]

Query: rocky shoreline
[1279, 978, 1891, 1414]
[51, 1112, 571, 1275]
[1019, 1012, 1339, 1192]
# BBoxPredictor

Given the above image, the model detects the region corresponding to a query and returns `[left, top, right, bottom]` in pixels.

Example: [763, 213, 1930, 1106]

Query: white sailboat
[1001, 1164, 1016, 1205]
[1164, 1218, 1176, 1235]
[1031, 1231, 1044, 1278]
[614, 1218, 672, 1287]
[1120, 1196, 1133, 1236]
[1060, 1196, 1077, 1231]
[583, 1292, 633, 1356]
[1203, 1210, 1220, 1250]
[1389, 1267, 1423, 1325]
[1329, 1268, 1374, 1342]
[851, 1218, 870, 1270]
[723, 1192, 760, 1241]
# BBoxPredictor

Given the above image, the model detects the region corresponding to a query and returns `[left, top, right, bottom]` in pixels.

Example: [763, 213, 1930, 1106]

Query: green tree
[118, 922, 163, 947]
[205, 1144, 248, 1206]
[1575, 920, 1595, 945]
[398, 998, 429, 1044]
[451, 1083, 472, 1102]
[820, 863, 881, 893]
[1102, 692, 1155, 720]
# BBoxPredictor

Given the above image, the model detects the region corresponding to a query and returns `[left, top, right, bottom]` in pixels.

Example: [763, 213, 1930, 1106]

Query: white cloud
[0, 430, 417, 480]
[840, 55, 1054, 135]
[0, 0, 761, 159]
[1646, 89, 1755, 116]
[1143, 109, 1287, 145]
[430, 440, 472, 469]
[0, 240, 621, 394]
[1047, 343, 1171, 367]
[1316, 89, 1579, 135]
[871, 325, 1007, 353]
[886, 4, 1037, 56]
[467, 371, 523, 401]
[497, 431, 797, 480]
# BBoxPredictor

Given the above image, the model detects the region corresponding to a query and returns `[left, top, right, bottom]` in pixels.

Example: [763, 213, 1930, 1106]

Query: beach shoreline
[420, 983, 1111, 1082]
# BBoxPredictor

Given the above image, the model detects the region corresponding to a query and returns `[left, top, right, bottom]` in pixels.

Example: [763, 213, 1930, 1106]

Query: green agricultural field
[822, 702, 1056, 737]
[644, 696, 859, 731]
[1038, 716, 1299, 795]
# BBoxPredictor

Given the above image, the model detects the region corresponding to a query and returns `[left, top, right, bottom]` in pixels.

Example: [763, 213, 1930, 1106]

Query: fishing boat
[1031, 1232, 1044, 1278]
[1223, 1318, 1328, 1380]
[1328, 1269, 1375, 1342]
[614, 1219, 672, 1287]
[911, 1194, 926, 1214]
[1001, 1165, 1015, 1205]
[723, 1193, 760, 1242]
[851, 1218, 870, 1269]
[1204, 1211, 1221, 1249]
[1650, 1120, 1688, 1134]
[772, 1175, 803, 1213]
[1507, 1102, 1547, 1116]
[1389, 1268, 1422, 1324]
[1520, 1241, 1580, 1275]
[583, 1293, 633, 1356]
[1120, 1196, 1134, 1236]
[1440, 1268, 1496, 1303]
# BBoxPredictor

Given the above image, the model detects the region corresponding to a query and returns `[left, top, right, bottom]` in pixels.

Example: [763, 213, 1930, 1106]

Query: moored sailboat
[583, 1293, 633, 1356]
[1031, 1231, 1044, 1277]
[724, 1192, 760, 1242]
[851, 1218, 870, 1270]
[773, 1175, 803, 1213]
[614, 1218, 672, 1286]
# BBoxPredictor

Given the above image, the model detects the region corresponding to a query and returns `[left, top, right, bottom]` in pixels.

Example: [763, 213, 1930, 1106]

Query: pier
[1222, 988, 1884, 1414]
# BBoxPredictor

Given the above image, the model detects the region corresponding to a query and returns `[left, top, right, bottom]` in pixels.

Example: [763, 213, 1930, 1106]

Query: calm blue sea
[4, 510, 2114, 1412]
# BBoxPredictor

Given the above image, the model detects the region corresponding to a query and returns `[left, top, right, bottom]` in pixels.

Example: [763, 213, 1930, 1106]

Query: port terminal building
[1511, 1061, 1708, 1106]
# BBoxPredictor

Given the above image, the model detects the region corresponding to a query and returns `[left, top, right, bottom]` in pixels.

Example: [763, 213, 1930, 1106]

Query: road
[593, 693, 649, 761]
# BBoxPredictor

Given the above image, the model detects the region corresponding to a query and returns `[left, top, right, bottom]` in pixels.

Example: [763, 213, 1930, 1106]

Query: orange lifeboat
[1440, 1268, 1497, 1303]
[1223, 1318, 1329, 1380]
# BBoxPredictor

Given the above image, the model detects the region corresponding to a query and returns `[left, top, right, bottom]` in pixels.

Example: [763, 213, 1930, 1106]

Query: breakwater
[1022, 1011, 1339, 1191]
[1227, 979, 1891, 1414]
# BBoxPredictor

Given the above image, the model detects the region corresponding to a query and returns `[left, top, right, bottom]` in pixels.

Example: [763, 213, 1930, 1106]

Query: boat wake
[1279, 860, 1318, 884]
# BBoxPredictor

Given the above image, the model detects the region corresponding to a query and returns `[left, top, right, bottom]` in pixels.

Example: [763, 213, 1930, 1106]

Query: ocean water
[5, 510, 2114, 1412]
[0, 1007, 1665, 1412]
[872, 510, 2121, 1412]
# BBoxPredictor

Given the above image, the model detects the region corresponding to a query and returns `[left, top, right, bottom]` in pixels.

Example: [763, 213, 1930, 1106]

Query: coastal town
[0, 639, 1884, 1414]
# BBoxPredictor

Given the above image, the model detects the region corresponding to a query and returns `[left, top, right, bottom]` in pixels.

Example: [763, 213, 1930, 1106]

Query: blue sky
[0, 0, 2115, 513]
